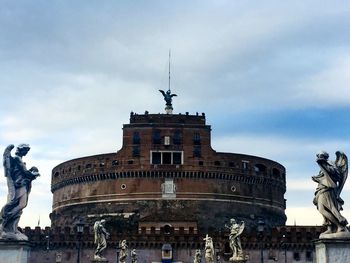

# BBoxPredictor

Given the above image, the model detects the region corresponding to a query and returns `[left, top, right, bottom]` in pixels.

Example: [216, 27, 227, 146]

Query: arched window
[163, 224, 172, 234]
[254, 164, 267, 175]
[272, 168, 281, 177]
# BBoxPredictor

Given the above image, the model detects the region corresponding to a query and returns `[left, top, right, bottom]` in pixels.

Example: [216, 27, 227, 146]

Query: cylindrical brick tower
[51, 111, 286, 232]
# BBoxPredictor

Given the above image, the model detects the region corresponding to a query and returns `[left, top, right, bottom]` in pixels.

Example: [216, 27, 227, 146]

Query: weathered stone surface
[91, 259, 108, 263]
[315, 239, 350, 263]
[0, 240, 31, 263]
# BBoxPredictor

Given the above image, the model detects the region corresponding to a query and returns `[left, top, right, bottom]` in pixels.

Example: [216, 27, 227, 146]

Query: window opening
[132, 146, 140, 157]
[164, 136, 170, 145]
[173, 130, 181, 145]
[133, 131, 140, 144]
[193, 132, 201, 145]
[152, 130, 161, 144]
[151, 151, 183, 165]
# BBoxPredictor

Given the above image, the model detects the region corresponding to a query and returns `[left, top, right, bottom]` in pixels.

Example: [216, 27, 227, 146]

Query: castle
[25, 91, 318, 262]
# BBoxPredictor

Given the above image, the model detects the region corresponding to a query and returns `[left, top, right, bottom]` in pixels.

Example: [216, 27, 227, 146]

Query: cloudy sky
[1, 1, 350, 228]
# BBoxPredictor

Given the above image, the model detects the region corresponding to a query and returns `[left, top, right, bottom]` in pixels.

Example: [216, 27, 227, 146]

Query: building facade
[7, 97, 325, 263]
[51, 111, 286, 234]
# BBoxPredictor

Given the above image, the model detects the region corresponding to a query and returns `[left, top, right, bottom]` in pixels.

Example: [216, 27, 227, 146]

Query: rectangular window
[173, 130, 181, 145]
[173, 152, 182, 164]
[152, 152, 161, 164]
[150, 151, 183, 165]
[164, 136, 170, 145]
[193, 145, 201, 157]
[152, 130, 161, 144]
[132, 146, 140, 157]
[163, 152, 172, 164]
[193, 132, 201, 145]
[242, 161, 249, 170]
[133, 131, 140, 144]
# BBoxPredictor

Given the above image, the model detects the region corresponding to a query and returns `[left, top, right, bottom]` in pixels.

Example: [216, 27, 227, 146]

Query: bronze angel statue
[312, 151, 349, 238]
[0, 144, 40, 240]
[159, 89, 177, 108]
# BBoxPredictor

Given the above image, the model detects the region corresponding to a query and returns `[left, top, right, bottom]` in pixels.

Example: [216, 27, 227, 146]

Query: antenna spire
[168, 49, 171, 92]
[159, 49, 177, 114]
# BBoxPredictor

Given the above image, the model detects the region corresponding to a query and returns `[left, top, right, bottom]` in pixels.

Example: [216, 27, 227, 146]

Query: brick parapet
[23, 225, 323, 251]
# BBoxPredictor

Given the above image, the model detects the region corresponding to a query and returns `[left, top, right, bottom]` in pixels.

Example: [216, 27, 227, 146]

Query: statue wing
[3, 144, 14, 178]
[3, 144, 15, 201]
[159, 90, 166, 97]
[335, 151, 348, 197]
[171, 94, 177, 97]
[237, 221, 245, 236]
[93, 221, 99, 243]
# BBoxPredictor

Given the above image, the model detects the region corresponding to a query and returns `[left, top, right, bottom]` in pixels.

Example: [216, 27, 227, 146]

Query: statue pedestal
[91, 255, 108, 263]
[0, 240, 31, 263]
[165, 106, 173, 114]
[314, 239, 350, 263]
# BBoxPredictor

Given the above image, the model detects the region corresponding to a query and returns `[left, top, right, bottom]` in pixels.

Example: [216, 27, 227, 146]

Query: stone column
[0, 240, 31, 263]
[314, 239, 350, 263]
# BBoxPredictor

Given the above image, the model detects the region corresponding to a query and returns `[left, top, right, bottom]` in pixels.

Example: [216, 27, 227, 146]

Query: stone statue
[159, 89, 177, 108]
[131, 249, 137, 263]
[313, 151, 350, 238]
[0, 144, 40, 240]
[93, 219, 109, 261]
[226, 218, 245, 261]
[194, 249, 202, 263]
[119, 239, 128, 263]
[204, 234, 215, 263]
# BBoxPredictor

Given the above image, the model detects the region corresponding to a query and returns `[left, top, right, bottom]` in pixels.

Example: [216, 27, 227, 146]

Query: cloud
[286, 206, 350, 226]
[295, 56, 350, 106]
[1, 1, 350, 228]
[212, 134, 350, 175]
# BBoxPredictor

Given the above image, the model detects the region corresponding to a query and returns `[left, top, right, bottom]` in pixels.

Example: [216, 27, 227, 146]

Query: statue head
[15, 144, 30, 156]
[166, 90, 171, 95]
[121, 239, 127, 248]
[317, 151, 329, 161]
[101, 219, 106, 225]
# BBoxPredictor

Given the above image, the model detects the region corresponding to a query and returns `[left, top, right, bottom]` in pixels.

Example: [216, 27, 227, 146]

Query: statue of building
[204, 234, 215, 263]
[0, 144, 40, 240]
[119, 240, 128, 263]
[159, 89, 177, 113]
[194, 249, 202, 263]
[93, 219, 109, 261]
[226, 218, 245, 261]
[131, 249, 137, 263]
[312, 151, 350, 238]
